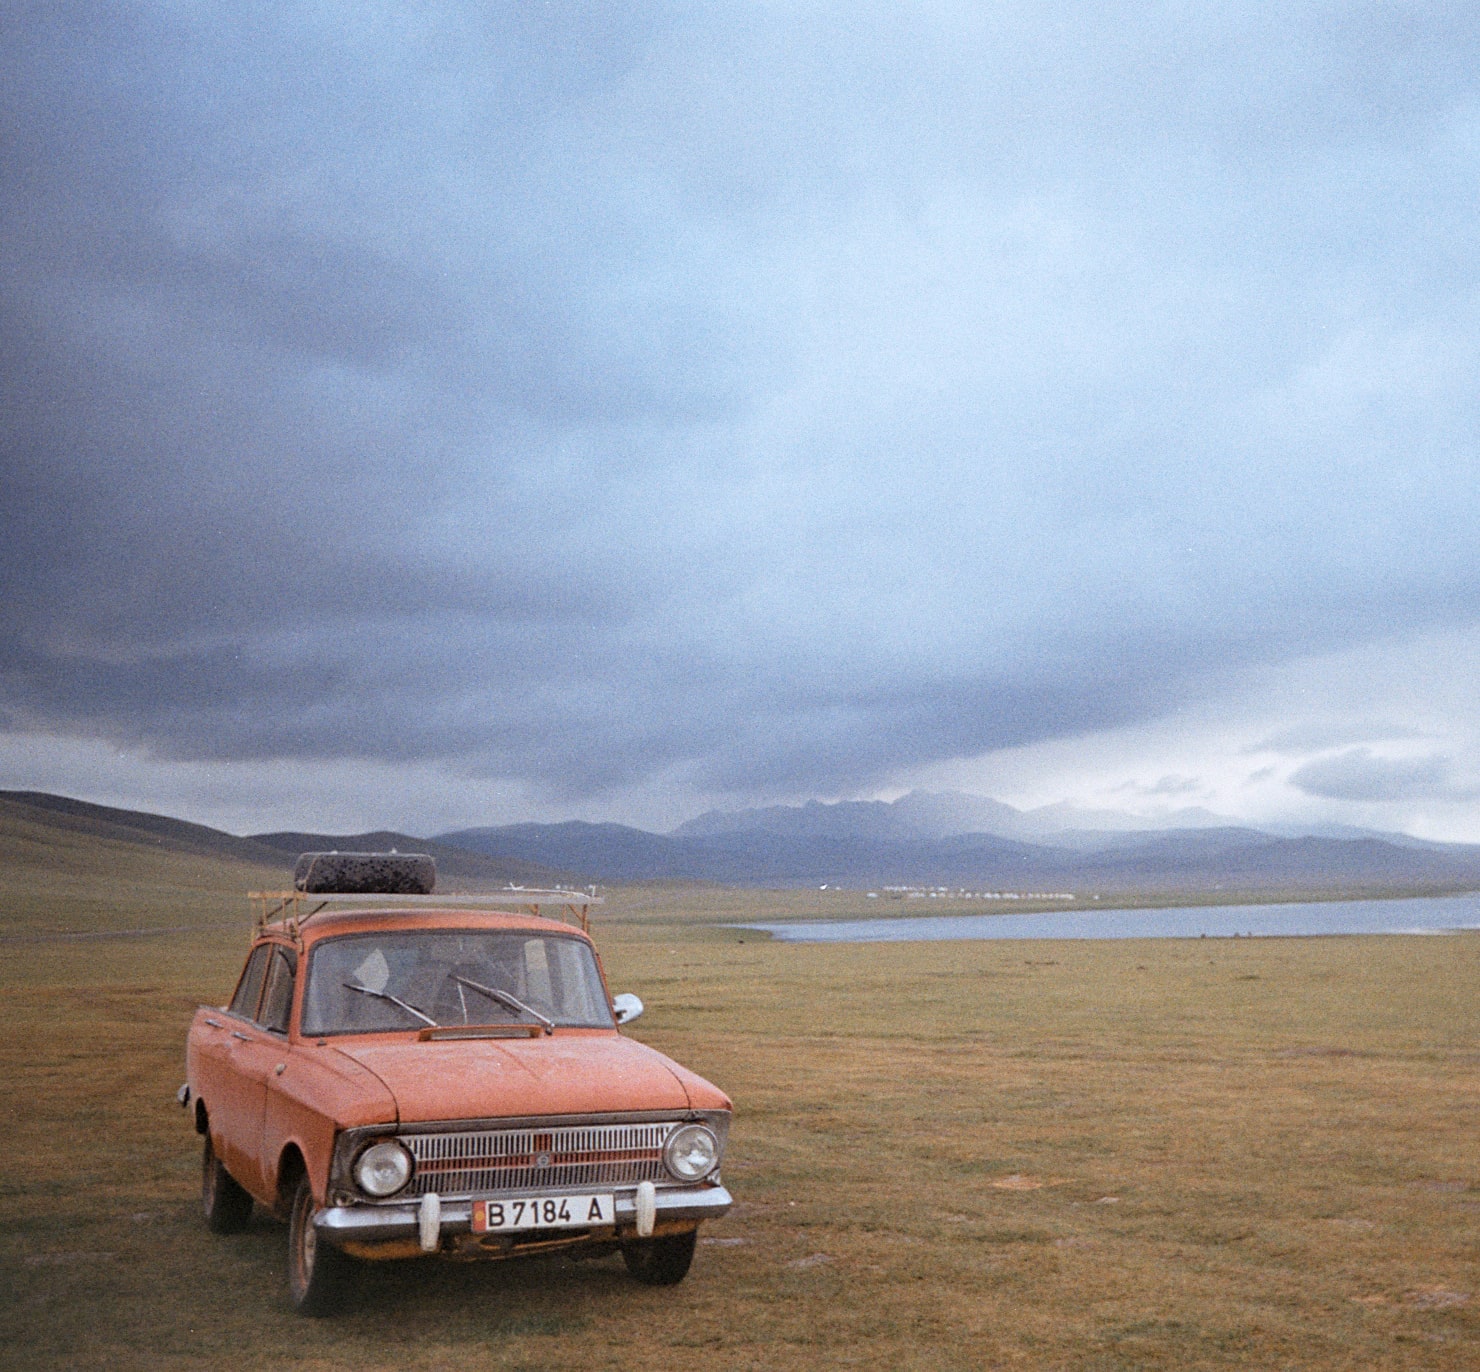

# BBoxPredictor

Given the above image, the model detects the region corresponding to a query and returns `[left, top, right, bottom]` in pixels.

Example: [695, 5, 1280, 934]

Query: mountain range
[437, 790, 1480, 894]
[6, 787, 1479, 898]
[672, 790, 1416, 847]
[673, 791, 1032, 842]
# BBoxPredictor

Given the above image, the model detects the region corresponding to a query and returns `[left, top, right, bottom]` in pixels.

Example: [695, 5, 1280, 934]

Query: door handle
[204, 1018, 223, 1029]
[230, 1031, 252, 1042]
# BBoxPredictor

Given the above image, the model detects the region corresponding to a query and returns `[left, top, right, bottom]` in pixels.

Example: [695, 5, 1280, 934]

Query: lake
[738, 892, 1480, 943]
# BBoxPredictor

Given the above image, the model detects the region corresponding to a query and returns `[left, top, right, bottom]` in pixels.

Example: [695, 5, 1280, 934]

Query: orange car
[180, 864, 732, 1313]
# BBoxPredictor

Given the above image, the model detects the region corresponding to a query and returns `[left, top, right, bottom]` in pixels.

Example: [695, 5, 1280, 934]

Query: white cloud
[905, 625, 1480, 842]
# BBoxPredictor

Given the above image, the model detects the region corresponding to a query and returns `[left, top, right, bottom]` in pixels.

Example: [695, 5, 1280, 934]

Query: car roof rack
[248, 888, 604, 939]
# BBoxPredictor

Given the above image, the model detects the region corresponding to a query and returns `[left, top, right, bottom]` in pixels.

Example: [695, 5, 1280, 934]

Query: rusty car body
[180, 869, 732, 1312]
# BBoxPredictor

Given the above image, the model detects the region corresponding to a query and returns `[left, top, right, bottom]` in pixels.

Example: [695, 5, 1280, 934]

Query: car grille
[402, 1122, 672, 1197]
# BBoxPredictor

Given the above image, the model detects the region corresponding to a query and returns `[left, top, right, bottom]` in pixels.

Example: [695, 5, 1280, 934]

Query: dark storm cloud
[5, 2, 1480, 811]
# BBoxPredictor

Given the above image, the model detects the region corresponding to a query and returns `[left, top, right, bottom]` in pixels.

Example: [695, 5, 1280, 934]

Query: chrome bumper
[314, 1182, 733, 1247]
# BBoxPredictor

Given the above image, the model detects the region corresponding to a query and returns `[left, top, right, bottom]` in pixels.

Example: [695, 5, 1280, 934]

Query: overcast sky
[4, 2, 1480, 839]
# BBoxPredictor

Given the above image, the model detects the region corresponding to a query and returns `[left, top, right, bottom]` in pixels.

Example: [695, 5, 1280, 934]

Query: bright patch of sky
[907, 626, 1480, 842]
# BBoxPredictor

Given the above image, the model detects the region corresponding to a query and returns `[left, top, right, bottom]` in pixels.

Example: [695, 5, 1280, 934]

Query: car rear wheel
[201, 1135, 253, 1234]
[287, 1174, 350, 1315]
[621, 1228, 697, 1285]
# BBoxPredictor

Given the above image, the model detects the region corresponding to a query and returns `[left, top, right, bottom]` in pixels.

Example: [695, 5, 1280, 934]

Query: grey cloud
[1112, 775, 1205, 798]
[1289, 749, 1479, 803]
[5, 3, 1480, 816]
[1248, 722, 1427, 755]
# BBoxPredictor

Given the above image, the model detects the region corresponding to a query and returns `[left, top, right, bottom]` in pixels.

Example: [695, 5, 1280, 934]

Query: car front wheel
[287, 1174, 350, 1315]
[201, 1135, 253, 1234]
[621, 1228, 697, 1285]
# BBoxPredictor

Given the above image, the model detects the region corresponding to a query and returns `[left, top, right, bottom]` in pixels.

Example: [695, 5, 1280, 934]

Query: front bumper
[314, 1181, 732, 1248]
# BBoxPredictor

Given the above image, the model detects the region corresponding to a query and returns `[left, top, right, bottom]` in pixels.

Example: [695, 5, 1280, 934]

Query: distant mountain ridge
[673, 789, 1252, 844]
[436, 819, 1057, 885]
[8, 788, 1480, 898]
[438, 792, 1480, 894]
[673, 791, 1029, 842]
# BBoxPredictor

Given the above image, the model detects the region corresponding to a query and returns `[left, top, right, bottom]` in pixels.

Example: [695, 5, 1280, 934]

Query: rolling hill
[0, 792, 570, 937]
[0, 791, 291, 937]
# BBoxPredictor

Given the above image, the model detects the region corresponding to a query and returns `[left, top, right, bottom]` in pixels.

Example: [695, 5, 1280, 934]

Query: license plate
[472, 1194, 616, 1233]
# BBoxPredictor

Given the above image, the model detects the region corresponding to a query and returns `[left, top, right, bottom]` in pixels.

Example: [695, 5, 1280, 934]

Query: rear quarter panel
[185, 1005, 233, 1136]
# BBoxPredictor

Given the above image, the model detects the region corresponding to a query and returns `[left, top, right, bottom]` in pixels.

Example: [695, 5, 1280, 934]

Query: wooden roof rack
[249, 888, 604, 939]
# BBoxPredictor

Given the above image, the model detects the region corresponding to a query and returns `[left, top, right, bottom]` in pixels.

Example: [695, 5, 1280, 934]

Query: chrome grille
[402, 1123, 672, 1197]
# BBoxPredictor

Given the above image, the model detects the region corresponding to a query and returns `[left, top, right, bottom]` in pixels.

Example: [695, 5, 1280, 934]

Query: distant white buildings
[881, 886, 1075, 901]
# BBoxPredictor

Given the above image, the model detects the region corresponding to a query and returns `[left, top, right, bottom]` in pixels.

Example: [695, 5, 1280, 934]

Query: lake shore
[735, 890, 1480, 943]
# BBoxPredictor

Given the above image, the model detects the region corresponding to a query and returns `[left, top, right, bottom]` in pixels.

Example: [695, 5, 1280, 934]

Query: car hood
[332, 1032, 695, 1123]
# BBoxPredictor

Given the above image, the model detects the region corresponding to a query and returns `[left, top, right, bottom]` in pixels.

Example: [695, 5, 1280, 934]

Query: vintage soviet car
[180, 863, 732, 1313]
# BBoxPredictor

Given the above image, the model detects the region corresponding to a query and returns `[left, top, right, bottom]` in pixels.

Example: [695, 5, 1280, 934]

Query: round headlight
[663, 1124, 719, 1182]
[355, 1140, 413, 1197]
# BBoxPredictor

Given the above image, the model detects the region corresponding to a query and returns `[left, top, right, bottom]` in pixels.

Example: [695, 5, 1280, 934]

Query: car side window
[258, 948, 297, 1034]
[229, 945, 271, 1019]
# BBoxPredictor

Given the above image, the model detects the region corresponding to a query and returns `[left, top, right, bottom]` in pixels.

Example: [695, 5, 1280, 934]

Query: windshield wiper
[343, 982, 438, 1027]
[452, 975, 555, 1035]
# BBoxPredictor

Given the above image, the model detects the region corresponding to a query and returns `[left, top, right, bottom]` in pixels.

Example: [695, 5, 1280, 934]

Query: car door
[199, 944, 271, 1188]
[250, 946, 299, 1198]
[225, 944, 297, 1200]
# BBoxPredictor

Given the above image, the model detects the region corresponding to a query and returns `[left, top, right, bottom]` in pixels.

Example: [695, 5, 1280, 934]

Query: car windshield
[300, 930, 614, 1035]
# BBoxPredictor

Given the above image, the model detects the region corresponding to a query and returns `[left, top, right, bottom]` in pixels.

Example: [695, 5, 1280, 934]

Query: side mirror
[612, 992, 644, 1026]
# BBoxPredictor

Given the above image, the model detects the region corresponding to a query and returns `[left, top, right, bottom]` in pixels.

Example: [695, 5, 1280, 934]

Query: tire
[287, 1174, 350, 1315]
[202, 1135, 253, 1234]
[621, 1228, 697, 1286]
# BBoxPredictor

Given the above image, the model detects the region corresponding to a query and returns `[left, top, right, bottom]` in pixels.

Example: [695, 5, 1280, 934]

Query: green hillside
[0, 793, 576, 939]
[0, 794, 291, 938]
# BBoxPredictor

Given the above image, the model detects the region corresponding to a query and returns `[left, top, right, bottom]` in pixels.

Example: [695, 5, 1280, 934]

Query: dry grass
[1, 874, 1476, 1370]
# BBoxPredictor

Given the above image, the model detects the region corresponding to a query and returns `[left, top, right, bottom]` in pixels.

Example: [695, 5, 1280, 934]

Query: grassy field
[1, 863, 1476, 1370]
